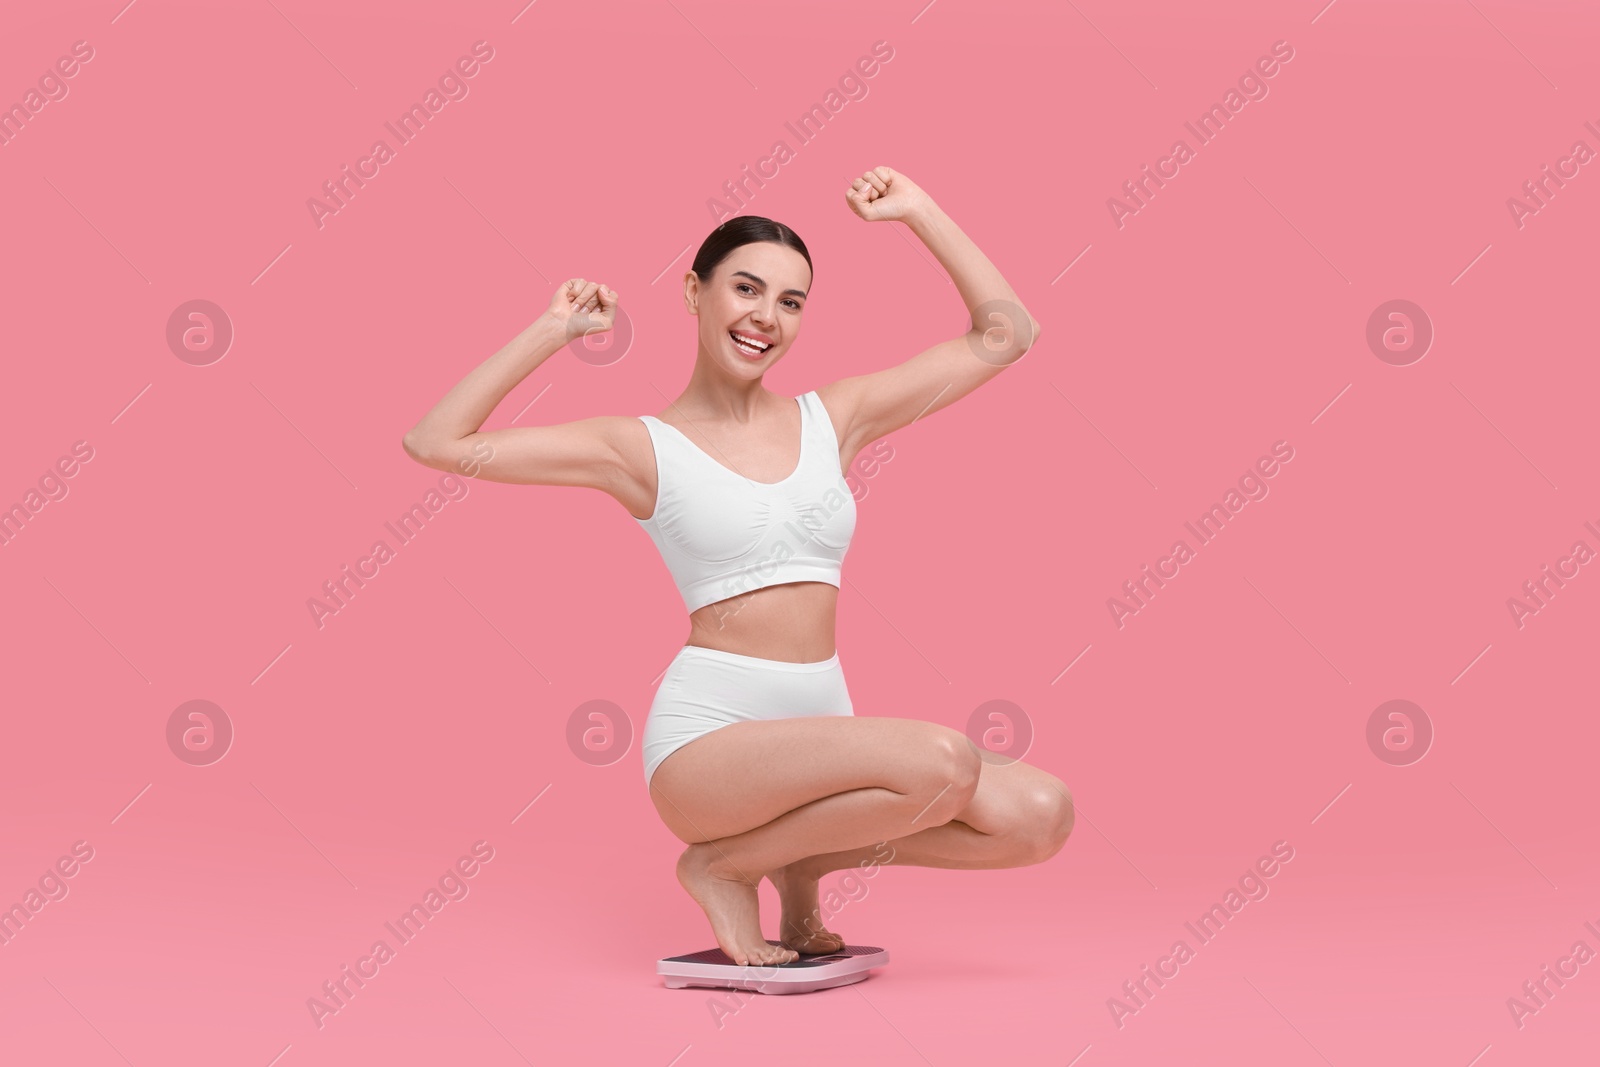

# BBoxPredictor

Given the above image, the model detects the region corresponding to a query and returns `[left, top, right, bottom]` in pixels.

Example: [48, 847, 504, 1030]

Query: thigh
[647, 715, 976, 844]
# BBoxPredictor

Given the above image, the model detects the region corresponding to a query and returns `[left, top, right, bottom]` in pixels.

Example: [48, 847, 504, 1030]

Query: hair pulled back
[689, 215, 813, 288]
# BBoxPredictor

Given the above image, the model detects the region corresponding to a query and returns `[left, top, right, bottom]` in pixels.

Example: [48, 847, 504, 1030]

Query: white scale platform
[658, 941, 890, 995]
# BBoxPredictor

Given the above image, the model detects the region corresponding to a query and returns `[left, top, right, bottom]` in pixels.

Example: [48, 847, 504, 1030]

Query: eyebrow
[730, 270, 808, 300]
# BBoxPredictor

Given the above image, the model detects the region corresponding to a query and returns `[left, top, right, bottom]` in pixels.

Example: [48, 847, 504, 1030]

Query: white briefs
[641, 643, 854, 788]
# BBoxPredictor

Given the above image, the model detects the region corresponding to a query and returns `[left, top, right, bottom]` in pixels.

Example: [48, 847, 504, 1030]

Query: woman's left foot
[768, 860, 845, 954]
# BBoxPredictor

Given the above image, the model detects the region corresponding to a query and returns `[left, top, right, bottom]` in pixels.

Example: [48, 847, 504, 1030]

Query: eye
[735, 282, 802, 310]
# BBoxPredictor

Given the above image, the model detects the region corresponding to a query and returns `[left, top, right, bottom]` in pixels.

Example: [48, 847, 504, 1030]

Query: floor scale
[658, 941, 890, 994]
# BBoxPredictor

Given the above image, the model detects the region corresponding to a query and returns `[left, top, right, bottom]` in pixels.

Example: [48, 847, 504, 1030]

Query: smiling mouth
[729, 331, 772, 358]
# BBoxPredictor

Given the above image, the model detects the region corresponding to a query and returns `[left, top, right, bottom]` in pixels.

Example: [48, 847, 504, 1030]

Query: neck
[676, 357, 774, 423]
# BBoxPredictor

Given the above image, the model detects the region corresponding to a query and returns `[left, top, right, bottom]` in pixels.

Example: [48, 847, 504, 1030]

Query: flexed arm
[401, 279, 633, 490]
[822, 166, 1041, 460]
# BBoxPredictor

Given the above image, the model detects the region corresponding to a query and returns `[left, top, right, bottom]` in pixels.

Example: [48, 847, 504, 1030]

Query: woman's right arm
[401, 279, 634, 494]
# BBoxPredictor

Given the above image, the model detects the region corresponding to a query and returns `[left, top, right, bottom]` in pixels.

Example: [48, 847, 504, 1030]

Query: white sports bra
[634, 391, 857, 613]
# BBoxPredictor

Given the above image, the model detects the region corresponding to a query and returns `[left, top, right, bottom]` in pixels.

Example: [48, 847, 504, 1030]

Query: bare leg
[769, 761, 1075, 949]
[677, 776, 977, 964]
[655, 720, 982, 966]
[649, 717, 1070, 966]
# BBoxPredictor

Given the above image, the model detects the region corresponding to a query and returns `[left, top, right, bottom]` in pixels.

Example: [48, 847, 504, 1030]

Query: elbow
[402, 430, 440, 468]
[1000, 311, 1041, 361]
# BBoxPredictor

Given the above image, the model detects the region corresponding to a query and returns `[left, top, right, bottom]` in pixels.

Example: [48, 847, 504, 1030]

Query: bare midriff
[684, 580, 839, 664]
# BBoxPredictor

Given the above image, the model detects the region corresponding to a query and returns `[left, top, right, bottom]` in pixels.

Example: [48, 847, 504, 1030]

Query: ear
[683, 271, 700, 314]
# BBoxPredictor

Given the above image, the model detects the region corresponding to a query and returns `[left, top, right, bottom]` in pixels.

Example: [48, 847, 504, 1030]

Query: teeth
[731, 331, 770, 353]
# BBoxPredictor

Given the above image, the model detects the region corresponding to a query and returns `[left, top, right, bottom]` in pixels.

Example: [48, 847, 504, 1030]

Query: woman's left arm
[821, 166, 1042, 461]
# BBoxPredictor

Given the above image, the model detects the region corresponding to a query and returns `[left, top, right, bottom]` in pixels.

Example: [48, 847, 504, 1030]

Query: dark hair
[689, 215, 813, 289]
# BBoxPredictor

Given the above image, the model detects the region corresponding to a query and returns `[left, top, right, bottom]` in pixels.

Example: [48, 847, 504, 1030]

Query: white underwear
[642, 644, 854, 788]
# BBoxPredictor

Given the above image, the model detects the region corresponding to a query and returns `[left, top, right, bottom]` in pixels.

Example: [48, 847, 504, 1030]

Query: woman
[403, 166, 1074, 968]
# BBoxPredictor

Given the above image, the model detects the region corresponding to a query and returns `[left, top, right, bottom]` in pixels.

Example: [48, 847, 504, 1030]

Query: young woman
[404, 166, 1074, 968]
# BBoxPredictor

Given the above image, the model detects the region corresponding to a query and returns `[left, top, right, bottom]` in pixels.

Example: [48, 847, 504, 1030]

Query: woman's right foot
[676, 843, 798, 967]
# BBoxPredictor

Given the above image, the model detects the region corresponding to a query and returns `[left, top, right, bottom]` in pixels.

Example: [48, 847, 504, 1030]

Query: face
[686, 241, 811, 376]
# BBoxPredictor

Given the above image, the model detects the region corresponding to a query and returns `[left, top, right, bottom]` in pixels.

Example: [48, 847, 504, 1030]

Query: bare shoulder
[813, 379, 871, 471]
[607, 413, 659, 519]
[812, 325, 1023, 467]
[554, 412, 656, 519]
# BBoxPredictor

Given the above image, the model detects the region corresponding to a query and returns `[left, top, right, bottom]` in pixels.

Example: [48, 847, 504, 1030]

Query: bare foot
[676, 844, 798, 967]
[768, 860, 845, 955]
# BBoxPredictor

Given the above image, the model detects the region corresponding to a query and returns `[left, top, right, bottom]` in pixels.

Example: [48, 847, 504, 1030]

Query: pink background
[2, 0, 1597, 1063]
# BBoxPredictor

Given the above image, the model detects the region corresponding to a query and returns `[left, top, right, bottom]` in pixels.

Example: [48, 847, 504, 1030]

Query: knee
[915, 731, 982, 824]
[1027, 778, 1075, 862]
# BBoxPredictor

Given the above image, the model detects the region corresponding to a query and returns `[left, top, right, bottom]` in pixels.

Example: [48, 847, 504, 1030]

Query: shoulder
[606, 413, 660, 519]
[610, 411, 655, 463]
[811, 379, 867, 461]
[808, 382, 850, 425]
